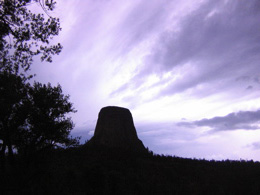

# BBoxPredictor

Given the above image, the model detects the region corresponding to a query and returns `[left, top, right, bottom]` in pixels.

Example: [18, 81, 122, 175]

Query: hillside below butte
[87, 106, 147, 153]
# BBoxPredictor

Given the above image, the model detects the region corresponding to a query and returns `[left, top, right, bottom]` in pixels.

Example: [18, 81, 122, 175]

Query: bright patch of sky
[31, 0, 260, 161]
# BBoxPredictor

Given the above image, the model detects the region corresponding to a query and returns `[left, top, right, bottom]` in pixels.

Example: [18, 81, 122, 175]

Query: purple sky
[31, 0, 260, 161]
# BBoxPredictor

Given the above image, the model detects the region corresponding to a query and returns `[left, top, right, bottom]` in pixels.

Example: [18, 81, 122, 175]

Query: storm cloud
[113, 0, 260, 101]
[32, 0, 260, 161]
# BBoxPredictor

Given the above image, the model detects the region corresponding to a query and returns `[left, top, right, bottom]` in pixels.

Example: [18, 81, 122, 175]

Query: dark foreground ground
[1, 145, 260, 194]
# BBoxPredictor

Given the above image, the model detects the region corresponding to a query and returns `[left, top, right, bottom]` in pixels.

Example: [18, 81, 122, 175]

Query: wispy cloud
[114, 0, 260, 103]
[248, 142, 260, 150]
[178, 109, 260, 131]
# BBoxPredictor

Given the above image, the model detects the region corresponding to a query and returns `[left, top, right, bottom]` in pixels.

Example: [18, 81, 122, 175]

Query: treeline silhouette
[1, 144, 260, 194]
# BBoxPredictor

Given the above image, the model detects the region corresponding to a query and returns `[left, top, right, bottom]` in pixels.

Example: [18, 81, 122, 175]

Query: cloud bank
[178, 109, 260, 131]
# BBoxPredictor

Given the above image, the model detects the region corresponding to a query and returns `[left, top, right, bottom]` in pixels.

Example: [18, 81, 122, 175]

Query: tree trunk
[7, 142, 14, 165]
[2, 121, 14, 166]
[0, 142, 6, 171]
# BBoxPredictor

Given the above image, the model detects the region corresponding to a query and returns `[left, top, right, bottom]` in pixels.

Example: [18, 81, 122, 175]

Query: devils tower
[87, 106, 146, 153]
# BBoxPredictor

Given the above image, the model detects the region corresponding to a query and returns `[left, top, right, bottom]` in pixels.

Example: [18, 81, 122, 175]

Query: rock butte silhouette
[87, 106, 147, 153]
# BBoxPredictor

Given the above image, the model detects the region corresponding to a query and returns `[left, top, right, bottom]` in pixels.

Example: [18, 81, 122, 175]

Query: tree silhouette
[0, 0, 67, 168]
[0, 0, 62, 76]
[0, 72, 79, 168]
[15, 82, 79, 157]
[0, 71, 29, 166]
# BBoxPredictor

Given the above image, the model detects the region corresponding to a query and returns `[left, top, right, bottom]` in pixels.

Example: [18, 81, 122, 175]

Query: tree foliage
[0, 0, 79, 171]
[15, 82, 79, 156]
[0, 0, 62, 75]
[0, 71, 29, 165]
[0, 72, 79, 166]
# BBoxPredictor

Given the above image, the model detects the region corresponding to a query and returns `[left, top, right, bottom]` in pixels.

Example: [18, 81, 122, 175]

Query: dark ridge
[2, 106, 260, 194]
[2, 146, 260, 194]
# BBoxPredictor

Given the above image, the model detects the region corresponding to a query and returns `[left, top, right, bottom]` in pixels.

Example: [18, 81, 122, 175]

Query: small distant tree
[0, 0, 62, 76]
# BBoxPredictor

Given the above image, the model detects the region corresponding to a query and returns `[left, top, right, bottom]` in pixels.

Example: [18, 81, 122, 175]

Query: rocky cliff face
[87, 106, 146, 153]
